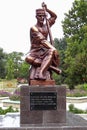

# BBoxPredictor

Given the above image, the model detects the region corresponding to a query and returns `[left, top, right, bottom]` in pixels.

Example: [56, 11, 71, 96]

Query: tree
[6, 57, 15, 79]
[62, 0, 87, 88]
[0, 48, 7, 78]
[18, 61, 29, 79]
[54, 38, 67, 84]
[6, 51, 24, 79]
[62, 0, 87, 39]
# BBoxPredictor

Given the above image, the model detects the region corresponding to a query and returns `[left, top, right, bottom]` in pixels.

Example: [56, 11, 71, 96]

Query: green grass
[66, 83, 87, 97]
[0, 79, 17, 92]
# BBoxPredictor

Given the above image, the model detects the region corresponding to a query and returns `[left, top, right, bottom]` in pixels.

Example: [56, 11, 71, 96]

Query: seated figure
[25, 3, 61, 83]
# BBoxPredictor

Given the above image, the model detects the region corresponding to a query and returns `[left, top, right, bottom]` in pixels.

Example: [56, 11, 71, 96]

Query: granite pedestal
[19, 84, 87, 130]
[20, 85, 66, 126]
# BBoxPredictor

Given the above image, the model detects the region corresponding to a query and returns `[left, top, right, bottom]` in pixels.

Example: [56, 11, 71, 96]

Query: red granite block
[20, 85, 66, 125]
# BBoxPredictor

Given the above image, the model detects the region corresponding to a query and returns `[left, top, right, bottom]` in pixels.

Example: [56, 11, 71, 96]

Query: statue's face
[36, 14, 45, 23]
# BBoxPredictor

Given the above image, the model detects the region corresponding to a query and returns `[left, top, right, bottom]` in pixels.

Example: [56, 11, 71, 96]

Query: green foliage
[62, 0, 87, 89]
[0, 106, 19, 115]
[67, 90, 87, 97]
[69, 104, 87, 114]
[6, 58, 15, 79]
[54, 38, 67, 51]
[0, 50, 29, 79]
[66, 83, 87, 97]
[18, 61, 29, 79]
[83, 83, 87, 90]
[9, 88, 20, 101]
[75, 83, 87, 91]
[53, 73, 62, 85]
[0, 48, 7, 78]
[62, 0, 87, 38]
[54, 38, 67, 84]
[6, 51, 24, 79]
[10, 94, 20, 101]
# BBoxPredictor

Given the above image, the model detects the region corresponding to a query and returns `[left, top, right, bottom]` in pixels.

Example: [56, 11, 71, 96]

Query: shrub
[83, 83, 87, 91]
[75, 83, 87, 91]
[9, 88, 20, 101]
[69, 104, 87, 114]
[10, 94, 20, 101]
[66, 87, 87, 97]
[0, 106, 19, 115]
[0, 88, 20, 100]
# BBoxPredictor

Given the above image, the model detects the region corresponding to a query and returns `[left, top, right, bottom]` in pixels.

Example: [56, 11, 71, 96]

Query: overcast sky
[0, 0, 74, 54]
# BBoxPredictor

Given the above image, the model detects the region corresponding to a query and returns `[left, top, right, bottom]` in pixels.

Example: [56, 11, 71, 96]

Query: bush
[75, 83, 87, 91]
[10, 94, 20, 101]
[69, 104, 87, 114]
[66, 84, 87, 97]
[67, 90, 87, 97]
[0, 88, 20, 101]
[9, 88, 20, 101]
[83, 83, 87, 90]
[0, 106, 19, 115]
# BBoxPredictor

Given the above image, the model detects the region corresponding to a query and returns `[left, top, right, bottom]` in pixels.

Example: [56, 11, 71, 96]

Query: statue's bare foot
[38, 73, 46, 80]
[34, 73, 39, 79]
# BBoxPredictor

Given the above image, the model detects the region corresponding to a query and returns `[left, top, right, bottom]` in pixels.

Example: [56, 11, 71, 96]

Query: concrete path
[0, 98, 87, 127]
[0, 113, 20, 127]
[0, 112, 87, 128]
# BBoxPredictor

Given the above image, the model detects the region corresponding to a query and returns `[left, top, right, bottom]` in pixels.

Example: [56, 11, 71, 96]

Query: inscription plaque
[30, 92, 57, 110]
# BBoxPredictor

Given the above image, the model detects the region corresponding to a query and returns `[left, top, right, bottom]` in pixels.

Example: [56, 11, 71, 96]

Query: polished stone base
[20, 85, 66, 125]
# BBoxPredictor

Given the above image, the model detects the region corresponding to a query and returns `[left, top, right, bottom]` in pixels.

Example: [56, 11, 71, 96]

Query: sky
[0, 0, 74, 54]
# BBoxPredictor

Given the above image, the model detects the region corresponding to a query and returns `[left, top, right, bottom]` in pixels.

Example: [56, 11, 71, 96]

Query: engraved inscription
[30, 92, 57, 110]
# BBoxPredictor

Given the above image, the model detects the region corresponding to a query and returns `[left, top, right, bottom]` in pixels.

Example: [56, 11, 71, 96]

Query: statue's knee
[25, 56, 34, 64]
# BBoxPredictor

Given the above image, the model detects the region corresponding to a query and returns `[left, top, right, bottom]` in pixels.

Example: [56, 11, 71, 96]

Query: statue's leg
[25, 55, 41, 67]
[29, 66, 36, 80]
[38, 49, 54, 80]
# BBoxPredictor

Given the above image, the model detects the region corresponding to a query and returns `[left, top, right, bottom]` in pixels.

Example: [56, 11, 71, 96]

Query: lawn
[0, 79, 17, 92]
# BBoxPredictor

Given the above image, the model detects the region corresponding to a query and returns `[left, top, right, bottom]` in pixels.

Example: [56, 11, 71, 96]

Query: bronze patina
[25, 2, 61, 83]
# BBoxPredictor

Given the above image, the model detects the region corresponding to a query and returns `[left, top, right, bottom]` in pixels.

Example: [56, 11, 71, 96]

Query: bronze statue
[25, 2, 61, 83]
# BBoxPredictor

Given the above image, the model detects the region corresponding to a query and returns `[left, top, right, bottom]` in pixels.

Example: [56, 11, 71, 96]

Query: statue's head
[36, 9, 46, 23]
[36, 9, 45, 16]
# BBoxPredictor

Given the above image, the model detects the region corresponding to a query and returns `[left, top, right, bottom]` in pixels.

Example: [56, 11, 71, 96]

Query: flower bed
[0, 90, 11, 97]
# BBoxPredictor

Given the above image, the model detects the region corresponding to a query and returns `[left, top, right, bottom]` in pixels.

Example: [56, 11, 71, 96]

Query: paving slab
[0, 112, 87, 129]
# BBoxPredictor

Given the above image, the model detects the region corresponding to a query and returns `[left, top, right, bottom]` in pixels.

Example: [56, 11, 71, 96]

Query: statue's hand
[42, 2, 47, 10]
[59, 69, 62, 74]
